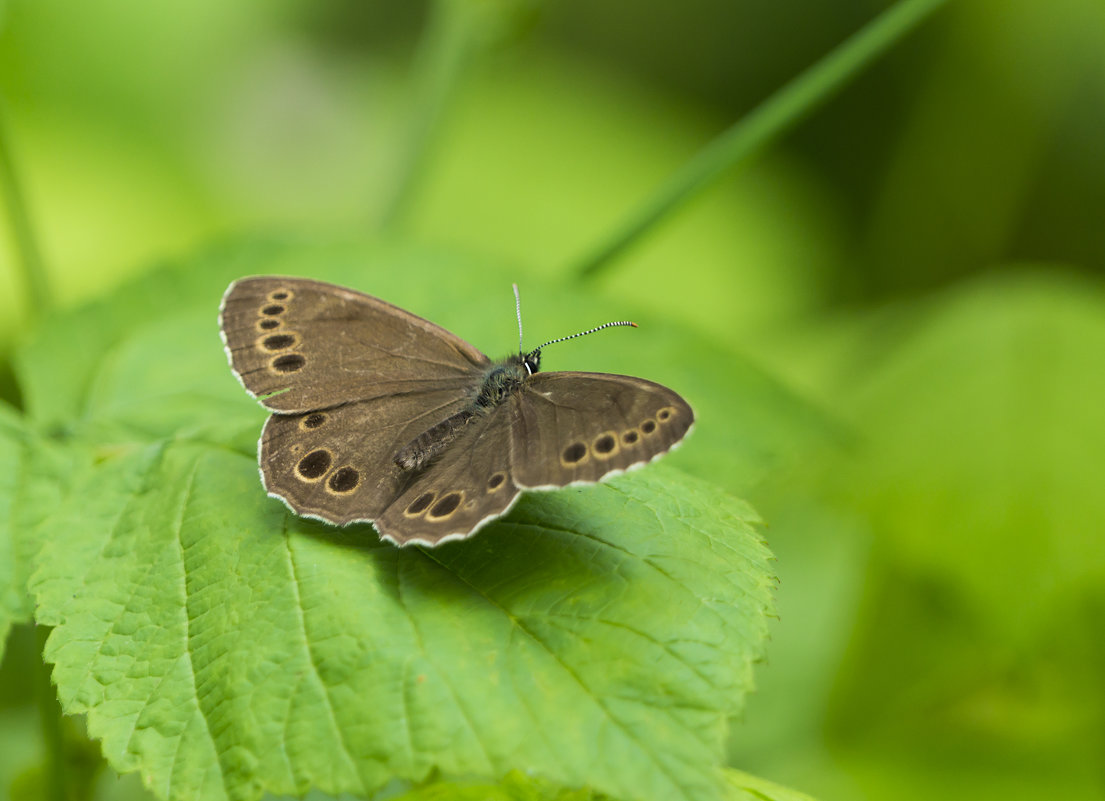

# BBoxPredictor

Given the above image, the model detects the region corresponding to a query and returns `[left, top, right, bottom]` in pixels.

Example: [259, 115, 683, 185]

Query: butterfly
[219, 277, 694, 546]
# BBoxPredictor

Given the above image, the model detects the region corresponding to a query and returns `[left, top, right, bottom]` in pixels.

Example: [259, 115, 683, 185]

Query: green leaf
[385, 767, 819, 801]
[32, 439, 772, 801]
[724, 768, 818, 801]
[389, 769, 599, 800]
[830, 270, 1105, 638]
[12, 238, 273, 431]
[804, 270, 1105, 790]
[0, 401, 78, 660]
[15, 235, 794, 799]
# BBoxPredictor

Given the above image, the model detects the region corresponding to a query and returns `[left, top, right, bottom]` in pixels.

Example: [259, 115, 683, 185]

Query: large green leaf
[13, 237, 800, 800]
[32, 439, 771, 801]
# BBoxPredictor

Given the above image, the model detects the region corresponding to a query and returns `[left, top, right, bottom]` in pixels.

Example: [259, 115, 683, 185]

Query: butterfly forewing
[220, 277, 489, 413]
[509, 372, 694, 489]
[376, 406, 520, 546]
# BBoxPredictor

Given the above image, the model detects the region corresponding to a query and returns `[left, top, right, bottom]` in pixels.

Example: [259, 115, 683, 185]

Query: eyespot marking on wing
[487, 472, 507, 492]
[405, 493, 436, 517]
[592, 432, 618, 459]
[258, 332, 298, 351]
[561, 442, 589, 466]
[301, 413, 328, 430]
[327, 467, 360, 494]
[271, 354, 306, 373]
[297, 449, 332, 480]
[428, 492, 464, 519]
[622, 429, 640, 446]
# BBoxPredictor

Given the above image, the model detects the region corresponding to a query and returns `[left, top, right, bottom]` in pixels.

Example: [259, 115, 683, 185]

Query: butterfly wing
[375, 406, 520, 546]
[509, 371, 694, 489]
[259, 390, 478, 526]
[219, 276, 489, 413]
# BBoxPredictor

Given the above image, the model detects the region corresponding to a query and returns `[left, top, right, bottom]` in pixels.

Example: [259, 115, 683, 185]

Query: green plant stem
[0, 96, 52, 316]
[573, 0, 950, 280]
[379, 0, 475, 230]
[35, 625, 67, 801]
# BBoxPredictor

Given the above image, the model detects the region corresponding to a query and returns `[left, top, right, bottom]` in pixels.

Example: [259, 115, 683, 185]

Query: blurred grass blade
[0, 95, 52, 316]
[379, 0, 477, 230]
[573, 0, 949, 280]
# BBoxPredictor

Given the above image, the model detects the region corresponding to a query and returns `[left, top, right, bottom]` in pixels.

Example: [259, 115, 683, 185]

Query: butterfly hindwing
[259, 389, 478, 525]
[220, 276, 489, 413]
[509, 371, 694, 489]
[376, 406, 520, 546]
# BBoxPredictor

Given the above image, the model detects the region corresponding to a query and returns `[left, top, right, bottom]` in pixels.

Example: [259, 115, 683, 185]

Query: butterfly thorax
[475, 353, 537, 409]
[394, 352, 538, 472]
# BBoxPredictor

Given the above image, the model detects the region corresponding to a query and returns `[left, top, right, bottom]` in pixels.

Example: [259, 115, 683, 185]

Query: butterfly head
[512, 285, 636, 376]
[522, 349, 541, 375]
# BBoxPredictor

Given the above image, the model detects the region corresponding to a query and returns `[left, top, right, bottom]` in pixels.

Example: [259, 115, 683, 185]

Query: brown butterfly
[219, 277, 694, 546]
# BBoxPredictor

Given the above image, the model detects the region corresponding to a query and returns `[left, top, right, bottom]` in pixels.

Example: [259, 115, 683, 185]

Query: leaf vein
[174, 453, 230, 799]
[395, 554, 496, 773]
[283, 525, 368, 793]
[417, 549, 698, 801]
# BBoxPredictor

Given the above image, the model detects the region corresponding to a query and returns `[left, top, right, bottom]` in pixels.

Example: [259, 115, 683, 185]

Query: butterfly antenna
[512, 284, 525, 354]
[529, 319, 638, 356]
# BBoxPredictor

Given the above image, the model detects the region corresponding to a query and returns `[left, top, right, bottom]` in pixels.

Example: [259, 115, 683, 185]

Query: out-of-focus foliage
[2, 0, 1103, 799]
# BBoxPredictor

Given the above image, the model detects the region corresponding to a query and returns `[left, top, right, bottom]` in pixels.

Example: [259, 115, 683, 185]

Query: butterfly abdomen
[394, 409, 479, 471]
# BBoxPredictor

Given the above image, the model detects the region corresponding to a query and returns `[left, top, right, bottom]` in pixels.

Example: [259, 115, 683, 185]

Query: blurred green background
[2, 0, 1103, 800]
